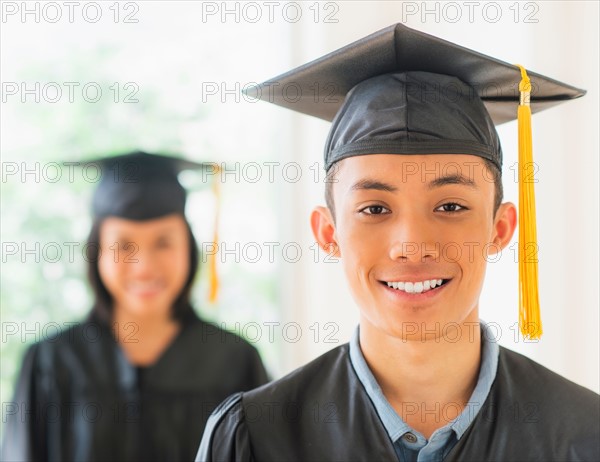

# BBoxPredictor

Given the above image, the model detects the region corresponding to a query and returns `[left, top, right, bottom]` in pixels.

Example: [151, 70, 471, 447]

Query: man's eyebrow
[427, 174, 478, 190]
[350, 178, 398, 192]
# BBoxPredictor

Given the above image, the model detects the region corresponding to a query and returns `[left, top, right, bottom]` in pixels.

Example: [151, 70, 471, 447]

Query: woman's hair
[86, 216, 199, 322]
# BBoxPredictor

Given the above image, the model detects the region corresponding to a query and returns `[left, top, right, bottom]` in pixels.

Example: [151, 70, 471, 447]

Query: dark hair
[86, 216, 200, 323]
[324, 157, 503, 222]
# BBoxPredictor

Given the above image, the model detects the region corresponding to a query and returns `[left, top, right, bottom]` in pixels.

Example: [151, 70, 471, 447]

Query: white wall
[279, 1, 599, 394]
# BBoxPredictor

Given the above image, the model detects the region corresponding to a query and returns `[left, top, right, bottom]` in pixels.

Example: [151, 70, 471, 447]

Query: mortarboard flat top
[245, 23, 585, 125]
[84, 151, 216, 220]
[246, 23, 585, 171]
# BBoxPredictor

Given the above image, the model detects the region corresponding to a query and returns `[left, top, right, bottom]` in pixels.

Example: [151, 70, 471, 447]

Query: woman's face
[97, 213, 191, 320]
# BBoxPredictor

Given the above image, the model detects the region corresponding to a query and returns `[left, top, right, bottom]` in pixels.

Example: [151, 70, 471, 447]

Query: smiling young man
[313, 153, 512, 444]
[196, 24, 600, 461]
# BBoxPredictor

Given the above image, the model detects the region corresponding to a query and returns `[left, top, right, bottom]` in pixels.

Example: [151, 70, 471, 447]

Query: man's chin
[369, 311, 474, 343]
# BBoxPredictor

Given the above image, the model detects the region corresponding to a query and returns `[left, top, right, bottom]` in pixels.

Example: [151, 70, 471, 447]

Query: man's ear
[310, 206, 341, 258]
[491, 202, 517, 252]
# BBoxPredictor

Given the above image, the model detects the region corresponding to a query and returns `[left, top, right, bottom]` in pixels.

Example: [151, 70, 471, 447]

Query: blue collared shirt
[349, 321, 499, 462]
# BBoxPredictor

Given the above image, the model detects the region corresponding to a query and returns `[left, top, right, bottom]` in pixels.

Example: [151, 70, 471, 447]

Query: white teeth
[386, 279, 446, 293]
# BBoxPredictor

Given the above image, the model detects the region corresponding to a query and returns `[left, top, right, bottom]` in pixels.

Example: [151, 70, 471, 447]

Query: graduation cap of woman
[245, 23, 586, 339]
[84, 151, 222, 302]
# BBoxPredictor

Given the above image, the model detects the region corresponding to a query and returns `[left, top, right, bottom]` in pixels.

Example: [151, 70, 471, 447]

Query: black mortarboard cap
[247, 23, 587, 339]
[86, 151, 216, 220]
[245, 23, 585, 171]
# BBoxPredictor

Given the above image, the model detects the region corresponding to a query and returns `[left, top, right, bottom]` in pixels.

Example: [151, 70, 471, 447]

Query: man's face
[312, 154, 515, 341]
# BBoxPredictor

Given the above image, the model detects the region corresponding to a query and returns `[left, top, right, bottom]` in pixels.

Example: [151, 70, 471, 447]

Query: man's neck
[359, 312, 481, 439]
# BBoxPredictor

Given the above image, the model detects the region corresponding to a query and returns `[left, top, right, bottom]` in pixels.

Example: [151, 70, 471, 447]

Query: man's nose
[387, 212, 441, 263]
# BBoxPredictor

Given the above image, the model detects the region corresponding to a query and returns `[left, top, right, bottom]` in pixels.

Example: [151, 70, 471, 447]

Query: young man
[196, 24, 599, 461]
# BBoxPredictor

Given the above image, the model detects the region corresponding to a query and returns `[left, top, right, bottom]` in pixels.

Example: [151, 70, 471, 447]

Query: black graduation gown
[2, 312, 268, 462]
[197, 344, 600, 462]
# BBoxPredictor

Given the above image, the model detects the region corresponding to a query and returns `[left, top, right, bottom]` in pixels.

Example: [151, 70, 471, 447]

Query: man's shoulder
[447, 346, 600, 461]
[197, 343, 398, 461]
[498, 345, 599, 406]
[494, 344, 599, 450]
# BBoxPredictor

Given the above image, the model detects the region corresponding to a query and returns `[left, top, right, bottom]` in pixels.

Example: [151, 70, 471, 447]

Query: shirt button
[403, 432, 417, 443]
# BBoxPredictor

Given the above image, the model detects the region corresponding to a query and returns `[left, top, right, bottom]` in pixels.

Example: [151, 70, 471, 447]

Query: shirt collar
[348, 320, 499, 442]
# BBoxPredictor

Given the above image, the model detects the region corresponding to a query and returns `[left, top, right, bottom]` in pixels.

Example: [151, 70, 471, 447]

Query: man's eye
[437, 203, 466, 213]
[360, 205, 390, 215]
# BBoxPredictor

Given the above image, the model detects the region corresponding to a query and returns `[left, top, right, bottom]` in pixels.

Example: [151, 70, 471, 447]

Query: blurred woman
[2, 151, 268, 461]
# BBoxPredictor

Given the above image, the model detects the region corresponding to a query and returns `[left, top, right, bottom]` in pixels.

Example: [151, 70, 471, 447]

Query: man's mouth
[384, 279, 450, 294]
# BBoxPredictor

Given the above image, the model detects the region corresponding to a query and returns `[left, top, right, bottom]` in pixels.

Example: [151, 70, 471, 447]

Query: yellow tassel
[516, 64, 542, 339]
[208, 165, 221, 303]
